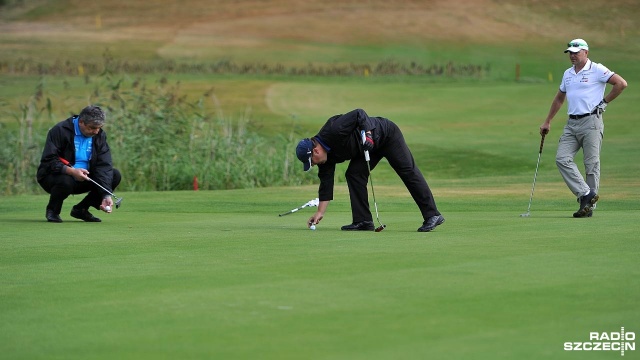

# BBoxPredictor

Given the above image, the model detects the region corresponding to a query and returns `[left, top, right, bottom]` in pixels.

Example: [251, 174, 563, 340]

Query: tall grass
[0, 75, 311, 195]
[0, 79, 51, 195]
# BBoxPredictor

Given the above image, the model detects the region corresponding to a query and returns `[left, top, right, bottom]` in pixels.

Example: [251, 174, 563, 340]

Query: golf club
[278, 198, 319, 217]
[362, 131, 386, 232]
[521, 133, 546, 217]
[59, 157, 124, 208]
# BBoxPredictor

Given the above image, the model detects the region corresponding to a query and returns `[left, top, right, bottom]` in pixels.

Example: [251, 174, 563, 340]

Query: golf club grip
[539, 134, 546, 154]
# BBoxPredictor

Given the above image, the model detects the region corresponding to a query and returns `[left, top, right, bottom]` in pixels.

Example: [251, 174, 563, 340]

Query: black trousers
[38, 169, 121, 214]
[345, 123, 439, 223]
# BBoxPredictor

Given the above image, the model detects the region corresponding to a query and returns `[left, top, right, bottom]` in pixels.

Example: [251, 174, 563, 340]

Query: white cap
[564, 39, 589, 53]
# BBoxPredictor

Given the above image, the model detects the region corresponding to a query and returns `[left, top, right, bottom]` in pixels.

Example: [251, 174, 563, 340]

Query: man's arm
[540, 90, 566, 135]
[604, 74, 628, 103]
[40, 126, 68, 175]
[354, 108, 376, 132]
[91, 132, 115, 195]
[308, 200, 329, 228]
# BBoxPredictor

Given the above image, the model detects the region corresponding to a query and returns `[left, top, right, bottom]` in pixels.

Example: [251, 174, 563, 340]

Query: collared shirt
[560, 59, 614, 115]
[73, 117, 92, 170]
[315, 136, 331, 152]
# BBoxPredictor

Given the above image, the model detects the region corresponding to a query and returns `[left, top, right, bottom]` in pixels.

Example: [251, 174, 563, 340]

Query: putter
[279, 198, 319, 217]
[362, 131, 386, 232]
[521, 133, 546, 217]
[59, 157, 124, 208]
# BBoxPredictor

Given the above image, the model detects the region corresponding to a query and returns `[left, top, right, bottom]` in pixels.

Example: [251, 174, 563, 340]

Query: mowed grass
[1, 184, 639, 359]
[2, 33, 640, 360]
[2, 51, 639, 360]
[2, 0, 640, 358]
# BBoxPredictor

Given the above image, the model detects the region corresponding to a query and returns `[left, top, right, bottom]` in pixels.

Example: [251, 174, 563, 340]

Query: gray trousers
[555, 114, 604, 198]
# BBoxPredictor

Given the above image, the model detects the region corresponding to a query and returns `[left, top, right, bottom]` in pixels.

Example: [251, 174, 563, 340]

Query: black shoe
[46, 209, 62, 223]
[70, 206, 102, 222]
[341, 221, 374, 231]
[573, 190, 599, 218]
[573, 209, 596, 218]
[418, 215, 445, 232]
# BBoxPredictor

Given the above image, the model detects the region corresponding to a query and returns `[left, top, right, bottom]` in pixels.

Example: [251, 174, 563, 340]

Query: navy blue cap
[296, 138, 314, 172]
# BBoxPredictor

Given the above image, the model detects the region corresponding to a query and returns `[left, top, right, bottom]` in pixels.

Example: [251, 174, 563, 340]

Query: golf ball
[310, 225, 316, 230]
[105, 206, 111, 212]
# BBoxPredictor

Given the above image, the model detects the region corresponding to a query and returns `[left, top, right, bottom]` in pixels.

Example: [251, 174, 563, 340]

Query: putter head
[375, 224, 386, 232]
[520, 213, 530, 217]
[115, 197, 123, 209]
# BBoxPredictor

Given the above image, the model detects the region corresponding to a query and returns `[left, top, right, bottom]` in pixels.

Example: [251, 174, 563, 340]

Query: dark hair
[78, 105, 106, 126]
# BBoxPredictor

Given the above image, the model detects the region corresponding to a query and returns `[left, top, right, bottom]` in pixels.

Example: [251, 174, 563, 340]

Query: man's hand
[540, 123, 550, 136]
[595, 99, 607, 116]
[101, 197, 114, 213]
[69, 167, 90, 181]
[308, 213, 323, 228]
[60, 157, 89, 181]
[362, 133, 374, 152]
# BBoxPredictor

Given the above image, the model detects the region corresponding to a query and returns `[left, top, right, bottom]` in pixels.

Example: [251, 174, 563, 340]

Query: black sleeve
[317, 162, 336, 201]
[354, 108, 376, 132]
[91, 132, 114, 195]
[39, 126, 67, 176]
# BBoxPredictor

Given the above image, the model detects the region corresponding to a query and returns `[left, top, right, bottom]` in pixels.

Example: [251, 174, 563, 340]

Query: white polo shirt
[560, 59, 614, 115]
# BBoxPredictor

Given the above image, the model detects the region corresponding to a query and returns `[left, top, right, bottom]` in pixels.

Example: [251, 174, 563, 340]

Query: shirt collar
[73, 116, 91, 138]
[573, 59, 592, 74]
[315, 136, 331, 152]
[73, 117, 81, 136]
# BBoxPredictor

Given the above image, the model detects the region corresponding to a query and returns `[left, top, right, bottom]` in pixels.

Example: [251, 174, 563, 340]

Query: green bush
[0, 76, 312, 195]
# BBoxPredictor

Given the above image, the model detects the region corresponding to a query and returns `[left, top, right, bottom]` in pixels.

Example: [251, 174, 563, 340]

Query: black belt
[569, 110, 597, 119]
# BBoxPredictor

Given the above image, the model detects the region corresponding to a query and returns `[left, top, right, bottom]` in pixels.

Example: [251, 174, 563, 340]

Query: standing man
[296, 108, 444, 232]
[540, 39, 627, 218]
[37, 105, 122, 223]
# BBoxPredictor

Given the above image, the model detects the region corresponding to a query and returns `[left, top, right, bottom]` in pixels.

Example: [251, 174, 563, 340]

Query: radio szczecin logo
[564, 327, 635, 356]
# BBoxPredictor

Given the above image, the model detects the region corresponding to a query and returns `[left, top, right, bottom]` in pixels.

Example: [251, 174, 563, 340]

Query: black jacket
[315, 108, 392, 201]
[36, 116, 115, 196]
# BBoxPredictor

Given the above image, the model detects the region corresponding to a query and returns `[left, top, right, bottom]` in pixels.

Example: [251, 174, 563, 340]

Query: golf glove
[595, 99, 607, 115]
[362, 133, 374, 152]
